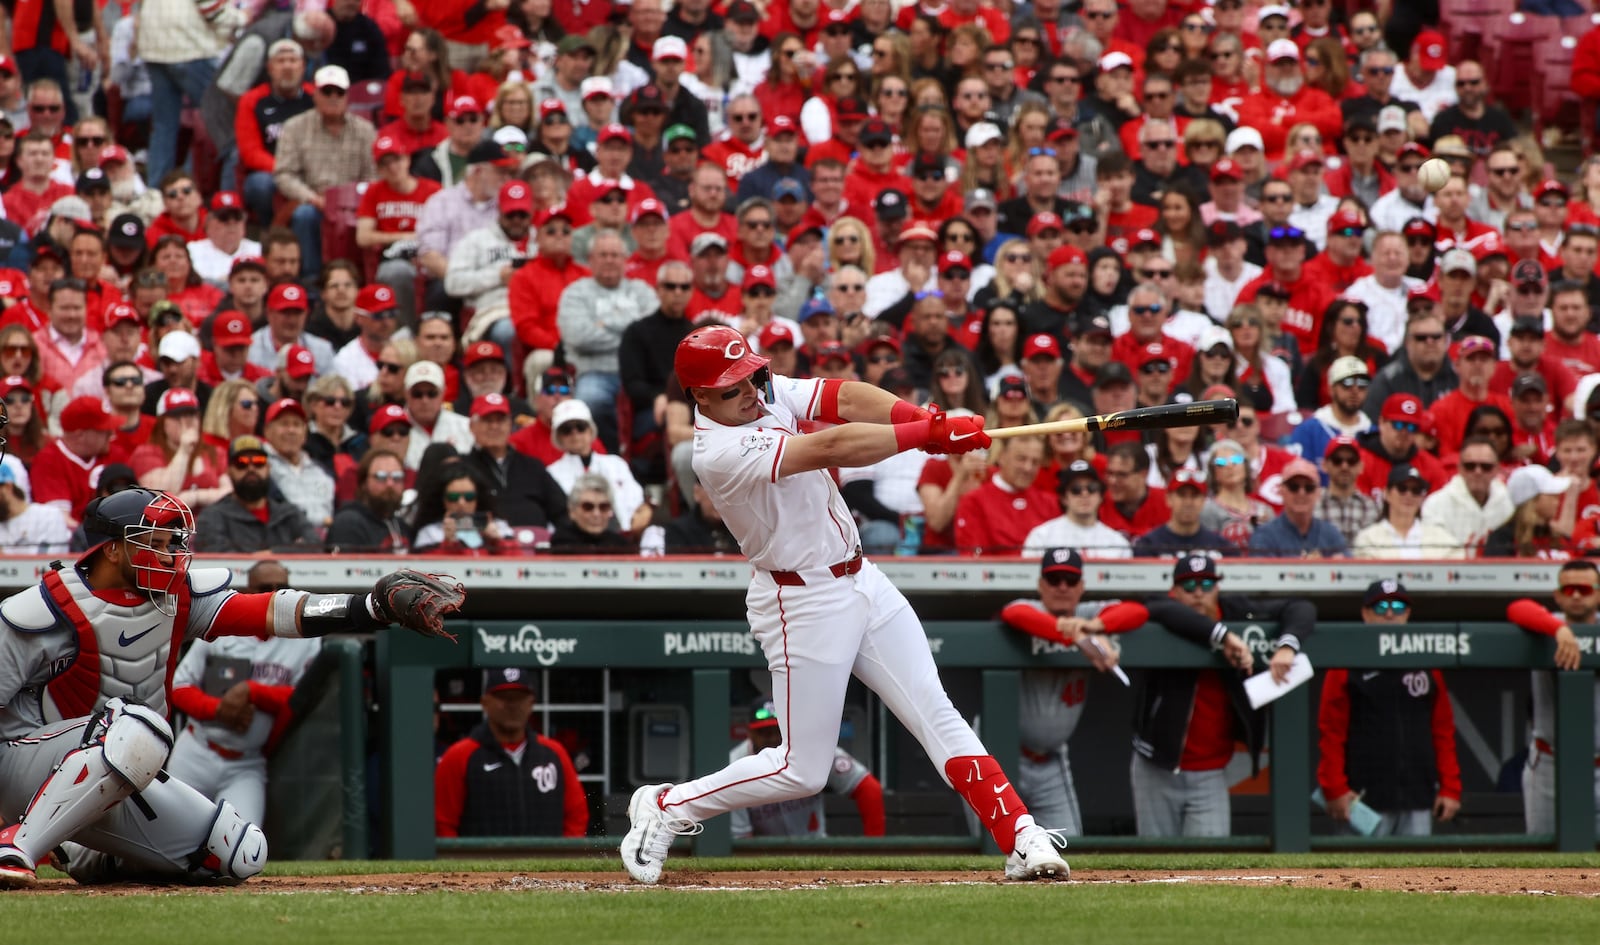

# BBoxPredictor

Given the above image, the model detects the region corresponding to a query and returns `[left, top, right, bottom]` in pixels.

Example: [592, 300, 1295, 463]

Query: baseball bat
[986, 399, 1240, 440]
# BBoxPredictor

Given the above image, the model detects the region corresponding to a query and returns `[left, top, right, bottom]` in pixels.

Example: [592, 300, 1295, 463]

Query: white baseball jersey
[171, 635, 323, 755]
[691, 375, 860, 571]
[727, 740, 871, 838]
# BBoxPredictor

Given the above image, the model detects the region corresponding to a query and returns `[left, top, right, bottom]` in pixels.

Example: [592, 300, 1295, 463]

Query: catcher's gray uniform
[727, 741, 871, 838]
[1520, 606, 1600, 835]
[1005, 598, 1121, 836]
[0, 565, 271, 882]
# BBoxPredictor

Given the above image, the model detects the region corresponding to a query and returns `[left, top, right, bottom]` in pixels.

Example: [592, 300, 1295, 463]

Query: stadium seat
[1531, 35, 1581, 141]
[1440, 0, 1519, 62]
[1479, 12, 1562, 114]
[347, 79, 386, 126]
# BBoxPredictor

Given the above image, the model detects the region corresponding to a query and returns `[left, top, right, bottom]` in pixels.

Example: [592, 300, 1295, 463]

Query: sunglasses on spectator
[1410, 332, 1445, 343]
[378, 361, 406, 374]
[1371, 600, 1409, 615]
[1043, 572, 1082, 587]
[4, 391, 30, 405]
[1143, 138, 1175, 148]
[318, 396, 354, 408]
[232, 455, 268, 470]
[318, 85, 347, 97]
[578, 500, 613, 513]
[937, 366, 966, 378]
[1389, 421, 1419, 433]
[835, 282, 865, 291]
[1336, 377, 1370, 389]
[659, 281, 691, 291]
[1459, 461, 1497, 473]
[377, 424, 411, 437]
[833, 234, 860, 245]
[1229, 416, 1256, 428]
[1489, 166, 1520, 177]
[371, 470, 406, 483]
[1004, 253, 1033, 264]
[30, 103, 61, 113]
[1130, 303, 1163, 315]
[165, 185, 195, 199]
[107, 375, 144, 387]
[557, 422, 590, 435]
[1560, 583, 1598, 597]
[1327, 453, 1359, 467]
[542, 384, 572, 396]
[1212, 454, 1245, 467]
[445, 491, 477, 502]
[1406, 236, 1434, 247]
[1065, 484, 1102, 497]
[1391, 482, 1427, 496]
[1140, 268, 1173, 279]
[409, 387, 441, 399]
[1178, 578, 1217, 592]
[1282, 480, 1318, 494]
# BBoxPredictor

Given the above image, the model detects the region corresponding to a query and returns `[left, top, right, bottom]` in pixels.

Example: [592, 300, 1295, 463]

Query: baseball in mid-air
[1418, 158, 1452, 193]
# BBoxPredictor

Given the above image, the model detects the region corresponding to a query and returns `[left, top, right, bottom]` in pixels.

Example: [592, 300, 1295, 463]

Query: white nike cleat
[1004, 824, 1070, 881]
[619, 784, 702, 884]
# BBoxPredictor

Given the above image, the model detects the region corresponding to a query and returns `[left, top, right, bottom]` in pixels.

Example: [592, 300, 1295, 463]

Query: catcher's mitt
[372, 570, 466, 641]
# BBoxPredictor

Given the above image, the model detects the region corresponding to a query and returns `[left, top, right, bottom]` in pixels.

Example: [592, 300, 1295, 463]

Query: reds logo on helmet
[675, 324, 770, 389]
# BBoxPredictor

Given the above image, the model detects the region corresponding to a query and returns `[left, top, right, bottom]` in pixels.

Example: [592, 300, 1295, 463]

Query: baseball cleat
[620, 783, 701, 884]
[0, 826, 37, 889]
[1005, 824, 1070, 881]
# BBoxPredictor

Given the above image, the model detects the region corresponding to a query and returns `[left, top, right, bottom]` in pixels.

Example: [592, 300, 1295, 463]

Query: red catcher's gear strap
[945, 755, 1027, 854]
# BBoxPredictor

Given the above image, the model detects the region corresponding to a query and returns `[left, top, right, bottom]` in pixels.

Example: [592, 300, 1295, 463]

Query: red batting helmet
[674, 324, 769, 390]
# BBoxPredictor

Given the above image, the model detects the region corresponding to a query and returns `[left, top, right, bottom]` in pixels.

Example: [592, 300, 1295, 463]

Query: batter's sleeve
[699, 427, 790, 493]
[772, 375, 826, 420]
[433, 739, 474, 838]
[1430, 671, 1462, 800]
[1316, 668, 1353, 799]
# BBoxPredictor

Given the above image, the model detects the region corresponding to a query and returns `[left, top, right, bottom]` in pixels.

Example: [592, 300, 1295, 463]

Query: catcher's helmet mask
[79, 488, 195, 616]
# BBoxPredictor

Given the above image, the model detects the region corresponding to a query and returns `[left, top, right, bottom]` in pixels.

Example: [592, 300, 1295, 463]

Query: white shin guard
[193, 801, 267, 882]
[10, 699, 173, 862]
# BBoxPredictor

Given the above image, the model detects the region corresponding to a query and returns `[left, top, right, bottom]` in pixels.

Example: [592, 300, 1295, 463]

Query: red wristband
[893, 420, 931, 452]
[890, 400, 931, 424]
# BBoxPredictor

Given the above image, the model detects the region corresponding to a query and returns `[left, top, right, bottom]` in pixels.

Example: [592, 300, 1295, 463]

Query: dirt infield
[14, 868, 1600, 896]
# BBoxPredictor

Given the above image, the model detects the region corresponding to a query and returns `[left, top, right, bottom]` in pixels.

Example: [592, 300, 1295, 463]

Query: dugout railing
[375, 619, 1599, 859]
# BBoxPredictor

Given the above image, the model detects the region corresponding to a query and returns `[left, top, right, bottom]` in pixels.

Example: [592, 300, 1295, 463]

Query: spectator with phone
[411, 459, 513, 554]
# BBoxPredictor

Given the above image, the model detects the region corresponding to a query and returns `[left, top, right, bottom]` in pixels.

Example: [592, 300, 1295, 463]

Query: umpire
[998, 548, 1149, 834]
[1132, 556, 1315, 837]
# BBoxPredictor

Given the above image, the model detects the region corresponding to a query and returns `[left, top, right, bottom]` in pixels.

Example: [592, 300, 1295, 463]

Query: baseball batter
[622, 325, 1069, 883]
[0, 489, 463, 887]
[1505, 559, 1600, 835]
[999, 548, 1147, 834]
[731, 701, 884, 839]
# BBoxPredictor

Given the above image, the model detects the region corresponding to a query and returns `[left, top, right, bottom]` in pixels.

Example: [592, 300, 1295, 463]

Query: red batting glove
[927, 414, 989, 454]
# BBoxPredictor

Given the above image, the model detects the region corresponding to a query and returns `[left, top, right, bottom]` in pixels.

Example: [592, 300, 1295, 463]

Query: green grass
[8, 882, 1600, 945]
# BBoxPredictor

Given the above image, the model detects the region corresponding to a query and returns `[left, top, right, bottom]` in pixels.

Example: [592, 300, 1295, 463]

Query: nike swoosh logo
[950, 431, 979, 442]
[118, 623, 162, 647]
[483, 763, 503, 772]
[249, 843, 263, 862]
[635, 848, 650, 867]
[1361, 671, 1380, 681]
[993, 781, 1010, 794]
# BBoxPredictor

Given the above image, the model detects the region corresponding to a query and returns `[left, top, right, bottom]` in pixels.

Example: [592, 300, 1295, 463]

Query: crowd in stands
[0, 0, 1597, 559]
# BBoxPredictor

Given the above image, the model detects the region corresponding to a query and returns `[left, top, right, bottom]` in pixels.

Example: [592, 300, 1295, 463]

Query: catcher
[0, 488, 464, 887]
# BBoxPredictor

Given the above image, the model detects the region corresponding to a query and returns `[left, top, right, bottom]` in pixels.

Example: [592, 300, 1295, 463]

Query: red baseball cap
[1026, 212, 1064, 237]
[103, 300, 141, 329]
[1024, 334, 1062, 359]
[277, 344, 317, 379]
[373, 135, 407, 161]
[1047, 244, 1087, 270]
[268, 283, 308, 311]
[230, 255, 266, 277]
[210, 191, 244, 213]
[157, 387, 201, 416]
[1138, 342, 1168, 366]
[1473, 230, 1508, 262]
[499, 180, 534, 214]
[357, 283, 396, 314]
[99, 144, 131, 166]
[493, 23, 531, 51]
[1324, 434, 1361, 459]
[265, 398, 307, 424]
[1130, 227, 1161, 248]
[1413, 29, 1447, 71]
[631, 197, 667, 224]
[1288, 148, 1325, 172]
[60, 395, 117, 433]
[471, 392, 512, 418]
[743, 264, 777, 290]
[597, 123, 633, 145]
[534, 204, 574, 227]
[767, 114, 799, 137]
[1327, 209, 1365, 233]
[1210, 158, 1242, 181]
[1381, 392, 1423, 422]
[369, 403, 412, 436]
[214, 311, 253, 347]
[1450, 335, 1496, 360]
[0, 375, 30, 399]
[938, 250, 971, 274]
[539, 99, 567, 120]
[463, 340, 505, 367]
[758, 322, 796, 349]
[857, 334, 901, 357]
[446, 94, 483, 119]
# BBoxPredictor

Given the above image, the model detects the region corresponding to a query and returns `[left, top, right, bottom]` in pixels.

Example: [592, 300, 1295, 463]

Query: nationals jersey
[1008, 599, 1119, 755]
[171, 635, 322, 755]
[0, 566, 239, 738]
[1524, 605, 1600, 753]
[691, 375, 859, 572]
[727, 740, 870, 838]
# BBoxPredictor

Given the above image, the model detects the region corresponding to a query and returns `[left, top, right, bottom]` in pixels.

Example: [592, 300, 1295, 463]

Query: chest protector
[39, 567, 190, 723]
